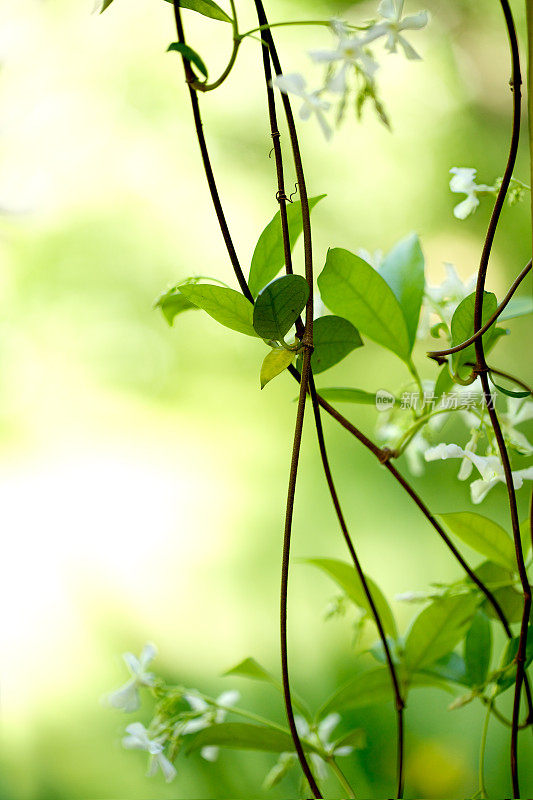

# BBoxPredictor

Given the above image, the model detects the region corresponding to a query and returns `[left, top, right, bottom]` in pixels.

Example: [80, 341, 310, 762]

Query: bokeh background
[1, 0, 532, 797]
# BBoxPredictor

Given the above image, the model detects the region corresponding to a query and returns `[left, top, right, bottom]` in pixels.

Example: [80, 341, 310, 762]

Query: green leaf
[223, 657, 279, 686]
[317, 387, 397, 406]
[178, 283, 258, 337]
[253, 275, 309, 340]
[494, 626, 533, 695]
[404, 594, 479, 673]
[333, 728, 366, 750]
[296, 316, 363, 375]
[464, 610, 492, 688]
[320, 668, 450, 715]
[163, 0, 232, 23]
[450, 291, 498, 381]
[379, 233, 425, 348]
[437, 512, 516, 572]
[489, 371, 531, 399]
[248, 196, 326, 298]
[419, 652, 470, 686]
[472, 561, 523, 624]
[186, 723, 299, 754]
[434, 364, 453, 400]
[100, 0, 114, 11]
[303, 558, 397, 639]
[498, 296, 533, 321]
[260, 348, 296, 388]
[167, 42, 208, 78]
[318, 248, 411, 362]
[155, 287, 198, 325]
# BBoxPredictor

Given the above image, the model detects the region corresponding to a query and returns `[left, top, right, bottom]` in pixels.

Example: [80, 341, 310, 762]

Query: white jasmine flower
[295, 714, 353, 779]
[310, 21, 379, 93]
[365, 0, 429, 60]
[271, 74, 332, 140]
[122, 722, 177, 783]
[500, 398, 533, 455]
[449, 167, 493, 219]
[180, 690, 240, 761]
[108, 643, 157, 712]
[421, 262, 477, 333]
[425, 443, 533, 503]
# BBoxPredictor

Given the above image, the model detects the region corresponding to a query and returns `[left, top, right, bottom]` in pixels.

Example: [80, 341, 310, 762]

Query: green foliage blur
[0, 0, 532, 798]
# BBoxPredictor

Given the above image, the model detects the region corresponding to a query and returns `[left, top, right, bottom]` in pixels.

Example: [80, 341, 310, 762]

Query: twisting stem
[427, 259, 532, 359]
[309, 374, 405, 798]
[472, 3, 530, 795]
[280, 346, 322, 798]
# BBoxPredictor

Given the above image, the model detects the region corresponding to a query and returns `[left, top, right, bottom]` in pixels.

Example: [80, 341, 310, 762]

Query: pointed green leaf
[155, 287, 198, 325]
[248, 196, 326, 298]
[434, 363, 453, 401]
[253, 275, 309, 340]
[223, 657, 279, 686]
[167, 42, 208, 79]
[333, 728, 366, 750]
[186, 723, 309, 754]
[450, 291, 498, 380]
[419, 652, 470, 686]
[317, 387, 398, 406]
[318, 248, 411, 362]
[379, 233, 425, 348]
[494, 626, 533, 695]
[303, 558, 397, 639]
[100, 0, 114, 11]
[404, 594, 480, 672]
[260, 348, 296, 388]
[296, 316, 363, 375]
[179, 283, 257, 336]
[472, 561, 523, 624]
[498, 296, 533, 321]
[437, 512, 516, 572]
[464, 610, 492, 688]
[163, 0, 232, 23]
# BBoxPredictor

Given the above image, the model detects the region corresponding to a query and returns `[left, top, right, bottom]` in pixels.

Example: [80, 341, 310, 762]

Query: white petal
[217, 690, 240, 708]
[512, 467, 533, 486]
[299, 102, 313, 122]
[309, 47, 340, 64]
[378, 0, 397, 19]
[400, 11, 429, 30]
[180, 718, 210, 735]
[184, 693, 208, 713]
[157, 753, 178, 782]
[470, 477, 500, 504]
[201, 745, 220, 762]
[449, 167, 477, 194]
[139, 642, 157, 669]
[295, 716, 309, 737]
[123, 652, 141, 675]
[453, 195, 479, 219]
[397, 35, 421, 60]
[123, 722, 150, 750]
[315, 110, 333, 141]
[108, 680, 140, 713]
[334, 745, 354, 757]
[318, 713, 340, 742]
[467, 453, 502, 482]
[272, 73, 307, 97]
[425, 443, 465, 462]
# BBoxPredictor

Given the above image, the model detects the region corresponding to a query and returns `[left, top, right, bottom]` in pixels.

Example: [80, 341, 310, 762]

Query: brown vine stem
[472, 2, 530, 795]
[254, 8, 404, 793]
[427, 259, 532, 360]
[308, 374, 405, 798]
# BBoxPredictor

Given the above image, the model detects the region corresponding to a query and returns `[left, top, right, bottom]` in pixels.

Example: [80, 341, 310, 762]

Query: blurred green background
[0, 0, 532, 797]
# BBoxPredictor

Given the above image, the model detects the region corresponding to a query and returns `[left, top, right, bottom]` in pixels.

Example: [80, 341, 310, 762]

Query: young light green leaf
[464, 610, 492, 688]
[419, 652, 470, 686]
[450, 291, 498, 381]
[472, 561, 523, 624]
[223, 657, 279, 686]
[179, 283, 258, 336]
[379, 233, 425, 348]
[253, 275, 309, 340]
[494, 626, 533, 695]
[163, 0, 232, 23]
[186, 723, 300, 754]
[318, 248, 411, 362]
[155, 287, 198, 326]
[303, 558, 397, 639]
[498, 295, 533, 321]
[437, 512, 516, 572]
[248, 196, 326, 298]
[404, 594, 479, 673]
[317, 387, 398, 406]
[260, 348, 296, 388]
[167, 42, 208, 79]
[296, 316, 363, 375]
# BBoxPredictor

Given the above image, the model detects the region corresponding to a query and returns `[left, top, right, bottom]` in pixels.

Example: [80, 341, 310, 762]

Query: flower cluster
[272, 1, 429, 139]
[448, 167, 529, 219]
